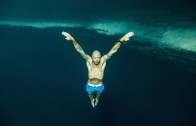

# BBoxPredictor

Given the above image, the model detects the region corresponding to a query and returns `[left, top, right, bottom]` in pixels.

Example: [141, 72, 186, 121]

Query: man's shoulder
[86, 57, 92, 63]
[101, 54, 108, 60]
[101, 55, 107, 63]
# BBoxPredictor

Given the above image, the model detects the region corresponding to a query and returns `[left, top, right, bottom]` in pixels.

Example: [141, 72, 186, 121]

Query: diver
[62, 31, 134, 108]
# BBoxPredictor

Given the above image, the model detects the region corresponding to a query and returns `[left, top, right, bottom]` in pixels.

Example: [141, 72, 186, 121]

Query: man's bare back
[62, 31, 134, 107]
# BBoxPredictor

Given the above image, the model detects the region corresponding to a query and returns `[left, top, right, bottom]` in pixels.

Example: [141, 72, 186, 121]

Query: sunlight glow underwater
[1, 19, 196, 52]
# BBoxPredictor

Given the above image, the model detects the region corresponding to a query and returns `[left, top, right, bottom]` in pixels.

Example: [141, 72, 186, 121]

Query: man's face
[92, 51, 101, 65]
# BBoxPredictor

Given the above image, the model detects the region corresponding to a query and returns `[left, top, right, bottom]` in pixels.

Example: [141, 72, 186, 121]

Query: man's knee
[96, 92, 100, 98]
[88, 93, 94, 99]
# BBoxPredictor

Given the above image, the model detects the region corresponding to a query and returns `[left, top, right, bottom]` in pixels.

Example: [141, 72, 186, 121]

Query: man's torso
[87, 57, 106, 85]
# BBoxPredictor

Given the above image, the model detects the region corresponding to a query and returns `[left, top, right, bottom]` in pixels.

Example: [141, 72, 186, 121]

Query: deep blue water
[0, 26, 196, 126]
[1, 0, 196, 126]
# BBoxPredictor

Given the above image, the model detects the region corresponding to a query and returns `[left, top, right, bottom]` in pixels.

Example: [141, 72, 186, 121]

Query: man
[62, 31, 134, 108]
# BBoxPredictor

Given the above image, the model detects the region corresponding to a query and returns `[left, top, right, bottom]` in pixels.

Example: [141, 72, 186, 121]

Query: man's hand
[119, 32, 134, 42]
[62, 32, 75, 41]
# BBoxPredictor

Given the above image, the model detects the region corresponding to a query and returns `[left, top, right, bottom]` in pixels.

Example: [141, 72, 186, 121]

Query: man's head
[92, 50, 101, 65]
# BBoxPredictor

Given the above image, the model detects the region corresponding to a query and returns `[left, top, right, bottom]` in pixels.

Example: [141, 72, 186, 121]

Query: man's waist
[88, 78, 102, 84]
[87, 83, 103, 87]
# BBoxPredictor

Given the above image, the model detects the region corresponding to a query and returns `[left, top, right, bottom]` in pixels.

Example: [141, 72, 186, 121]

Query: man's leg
[94, 92, 100, 107]
[86, 84, 95, 108]
[94, 84, 104, 107]
[88, 92, 95, 108]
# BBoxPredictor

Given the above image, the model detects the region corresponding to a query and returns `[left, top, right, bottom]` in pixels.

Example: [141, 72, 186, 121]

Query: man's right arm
[102, 32, 134, 62]
[62, 32, 90, 60]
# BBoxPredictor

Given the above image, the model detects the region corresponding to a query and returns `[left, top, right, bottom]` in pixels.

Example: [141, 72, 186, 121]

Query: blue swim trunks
[86, 83, 104, 93]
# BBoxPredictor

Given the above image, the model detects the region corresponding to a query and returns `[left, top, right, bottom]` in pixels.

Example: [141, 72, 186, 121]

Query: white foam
[160, 29, 196, 52]
[88, 21, 139, 35]
[88, 18, 196, 52]
[0, 13, 196, 52]
[0, 20, 82, 28]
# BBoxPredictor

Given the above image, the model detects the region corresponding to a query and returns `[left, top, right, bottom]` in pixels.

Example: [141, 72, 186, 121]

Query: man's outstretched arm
[103, 32, 134, 61]
[62, 32, 90, 60]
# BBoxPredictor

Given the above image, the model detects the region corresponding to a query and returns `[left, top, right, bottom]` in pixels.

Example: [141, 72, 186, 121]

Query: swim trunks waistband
[86, 83, 104, 93]
[87, 83, 103, 87]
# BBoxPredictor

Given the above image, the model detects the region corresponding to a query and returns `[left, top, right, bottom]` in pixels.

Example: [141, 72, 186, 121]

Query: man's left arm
[102, 32, 134, 61]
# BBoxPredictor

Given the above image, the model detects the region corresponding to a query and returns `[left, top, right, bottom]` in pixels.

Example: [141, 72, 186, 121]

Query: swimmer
[62, 31, 134, 108]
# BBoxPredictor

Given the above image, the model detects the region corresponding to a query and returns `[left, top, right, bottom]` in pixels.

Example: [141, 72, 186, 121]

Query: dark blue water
[0, 26, 195, 126]
[1, 0, 196, 126]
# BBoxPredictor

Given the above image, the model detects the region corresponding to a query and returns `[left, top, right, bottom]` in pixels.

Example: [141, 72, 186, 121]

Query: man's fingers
[62, 31, 65, 35]
[120, 32, 134, 42]
[122, 32, 134, 39]
[62, 32, 71, 40]
[126, 32, 134, 38]
[62, 32, 69, 36]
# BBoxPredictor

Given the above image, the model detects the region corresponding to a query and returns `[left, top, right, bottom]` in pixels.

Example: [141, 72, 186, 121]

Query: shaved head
[92, 50, 101, 56]
[92, 50, 101, 65]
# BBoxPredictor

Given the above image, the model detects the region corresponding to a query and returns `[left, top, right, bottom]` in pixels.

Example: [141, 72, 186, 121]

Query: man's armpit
[102, 54, 109, 61]
[87, 58, 92, 65]
[81, 52, 90, 60]
[85, 55, 91, 60]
